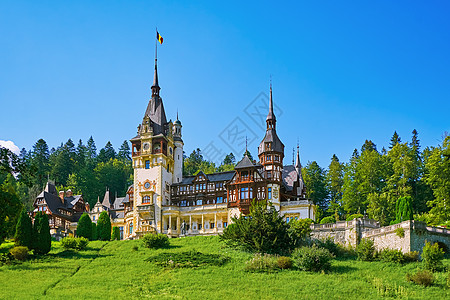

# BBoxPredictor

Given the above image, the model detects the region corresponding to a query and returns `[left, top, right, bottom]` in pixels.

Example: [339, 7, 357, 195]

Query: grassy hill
[1, 236, 449, 299]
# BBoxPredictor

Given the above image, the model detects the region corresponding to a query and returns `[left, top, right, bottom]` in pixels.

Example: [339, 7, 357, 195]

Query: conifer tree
[395, 196, 413, 223]
[389, 131, 401, 149]
[112, 226, 120, 240]
[91, 222, 97, 240]
[118, 141, 131, 163]
[33, 212, 51, 254]
[76, 213, 92, 239]
[15, 209, 32, 248]
[97, 211, 111, 241]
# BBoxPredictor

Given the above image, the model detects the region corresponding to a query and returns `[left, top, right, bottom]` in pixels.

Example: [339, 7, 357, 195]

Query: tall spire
[266, 80, 276, 129]
[151, 57, 160, 97]
[295, 143, 302, 171]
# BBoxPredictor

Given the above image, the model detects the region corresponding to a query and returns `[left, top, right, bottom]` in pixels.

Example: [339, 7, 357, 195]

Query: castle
[117, 56, 315, 239]
[32, 54, 315, 240]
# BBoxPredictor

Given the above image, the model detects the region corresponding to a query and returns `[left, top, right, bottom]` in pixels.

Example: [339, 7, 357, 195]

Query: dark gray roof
[282, 165, 297, 192]
[113, 197, 126, 209]
[102, 189, 111, 208]
[258, 129, 285, 155]
[173, 171, 235, 186]
[144, 96, 167, 135]
[235, 155, 256, 169]
[35, 182, 85, 221]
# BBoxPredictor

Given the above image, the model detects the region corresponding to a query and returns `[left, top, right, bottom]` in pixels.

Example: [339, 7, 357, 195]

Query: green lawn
[1, 236, 449, 299]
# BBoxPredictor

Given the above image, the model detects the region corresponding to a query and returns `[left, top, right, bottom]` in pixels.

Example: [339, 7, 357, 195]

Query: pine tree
[117, 141, 131, 163]
[97, 211, 111, 241]
[14, 209, 32, 248]
[326, 154, 344, 216]
[389, 131, 402, 149]
[76, 213, 92, 239]
[33, 212, 51, 254]
[86, 136, 97, 165]
[31, 139, 50, 188]
[222, 153, 236, 165]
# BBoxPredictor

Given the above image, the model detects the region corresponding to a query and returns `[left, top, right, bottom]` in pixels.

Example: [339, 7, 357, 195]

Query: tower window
[240, 187, 249, 199]
[142, 196, 151, 204]
[145, 160, 150, 169]
[268, 187, 272, 200]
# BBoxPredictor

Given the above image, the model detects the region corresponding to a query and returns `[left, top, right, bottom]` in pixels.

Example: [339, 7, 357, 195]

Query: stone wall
[311, 219, 450, 254]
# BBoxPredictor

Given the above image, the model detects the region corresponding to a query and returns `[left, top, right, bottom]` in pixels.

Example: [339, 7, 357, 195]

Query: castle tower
[129, 55, 182, 237]
[258, 84, 285, 210]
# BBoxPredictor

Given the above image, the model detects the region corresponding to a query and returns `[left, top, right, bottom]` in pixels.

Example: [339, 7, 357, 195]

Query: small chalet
[33, 182, 88, 239]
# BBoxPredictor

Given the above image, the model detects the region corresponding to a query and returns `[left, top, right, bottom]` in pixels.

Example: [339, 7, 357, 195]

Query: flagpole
[155, 27, 158, 62]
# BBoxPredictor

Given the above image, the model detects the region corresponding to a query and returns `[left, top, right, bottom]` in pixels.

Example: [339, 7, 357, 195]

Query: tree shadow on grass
[331, 264, 357, 274]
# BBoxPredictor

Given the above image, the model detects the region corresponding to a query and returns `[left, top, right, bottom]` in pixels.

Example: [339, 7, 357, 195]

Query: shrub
[75, 237, 89, 250]
[404, 251, 420, 262]
[33, 212, 51, 255]
[288, 218, 313, 248]
[244, 253, 279, 272]
[142, 233, 169, 249]
[61, 237, 89, 250]
[14, 209, 32, 248]
[319, 216, 335, 224]
[146, 250, 228, 268]
[315, 238, 340, 257]
[9, 246, 29, 261]
[61, 237, 77, 250]
[112, 226, 120, 241]
[220, 201, 293, 255]
[406, 270, 433, 287]
[394, 227, 405, 238]
[356, 238, 375, 261]
[292, 245, 334, 272]
[379, 249, 405, 264]
[346, 214, 363, 221]
[0, 252, 14, 265]
[96, 211, 111, 241]
[277, 256, 293, 269]
[422, 241, 444, 271]
[76, 213, 92, 240]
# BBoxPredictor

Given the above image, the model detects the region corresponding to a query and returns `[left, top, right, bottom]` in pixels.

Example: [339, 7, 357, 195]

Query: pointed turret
[151, 58, 160, 97]
[266, 84, 276, 129]
[144, 57, 167, 135]
[295, 144, 302, 175]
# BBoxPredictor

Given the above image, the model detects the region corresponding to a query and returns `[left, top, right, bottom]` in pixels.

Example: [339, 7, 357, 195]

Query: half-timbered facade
[33, 182, 88, 239]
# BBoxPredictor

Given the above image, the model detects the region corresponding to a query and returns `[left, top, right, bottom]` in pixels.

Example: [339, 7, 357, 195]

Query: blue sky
[1, 1, 449, 168]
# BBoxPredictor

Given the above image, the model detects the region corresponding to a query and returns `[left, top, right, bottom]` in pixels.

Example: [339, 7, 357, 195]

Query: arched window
[129, 222, 133, 234]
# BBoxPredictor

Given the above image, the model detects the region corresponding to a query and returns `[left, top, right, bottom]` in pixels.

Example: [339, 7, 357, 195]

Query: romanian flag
[157, 31, 163, 44]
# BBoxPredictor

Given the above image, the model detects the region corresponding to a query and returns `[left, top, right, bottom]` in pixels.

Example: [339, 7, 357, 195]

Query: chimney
[59, 191, 65, 203]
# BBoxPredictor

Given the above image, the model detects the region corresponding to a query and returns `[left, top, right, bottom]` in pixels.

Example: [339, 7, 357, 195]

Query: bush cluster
[146, 250, 228, 268]
[346, 214, 363, 221]
[292, 245, 334, 272]
[244, 253, 279, 272]
[406, 270, 434, 287]
[403, 251, 420, 263]
[277, 256, 293, 269]
[319, 216, 335, 224]
[356, 238, 375, 261]
[422, 241, 445, 272]
[9, 246, 29, 261]
[61, 237, 89, 250]
[314, 238, 340, 257]
[142, 233, 170, 249]
[378, 249, 405, 264]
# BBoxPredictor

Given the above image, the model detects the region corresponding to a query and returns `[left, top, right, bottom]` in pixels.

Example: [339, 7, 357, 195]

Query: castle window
[93, 216, 96, 221]
[267, 171, 272, 179]
[142, 196, 151, 204]
[240, 187, 249, 199]
[196, 199, 203, 206]
[216, 196, 223, 204]
[249, 188, 253, 199]
[210, 223, 215, 229]
[145, 160, 150, 169]
[268, 187, 272, 200]
[223, 222, 228, 228]
[130, 222, 133, 234]
[266, 155, 271, 161]
[241, 171, 249, 181]
[180, 200, 186, 206]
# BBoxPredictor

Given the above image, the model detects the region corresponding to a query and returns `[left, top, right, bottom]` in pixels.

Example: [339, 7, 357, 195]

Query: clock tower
[128, 56, 183, 237]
